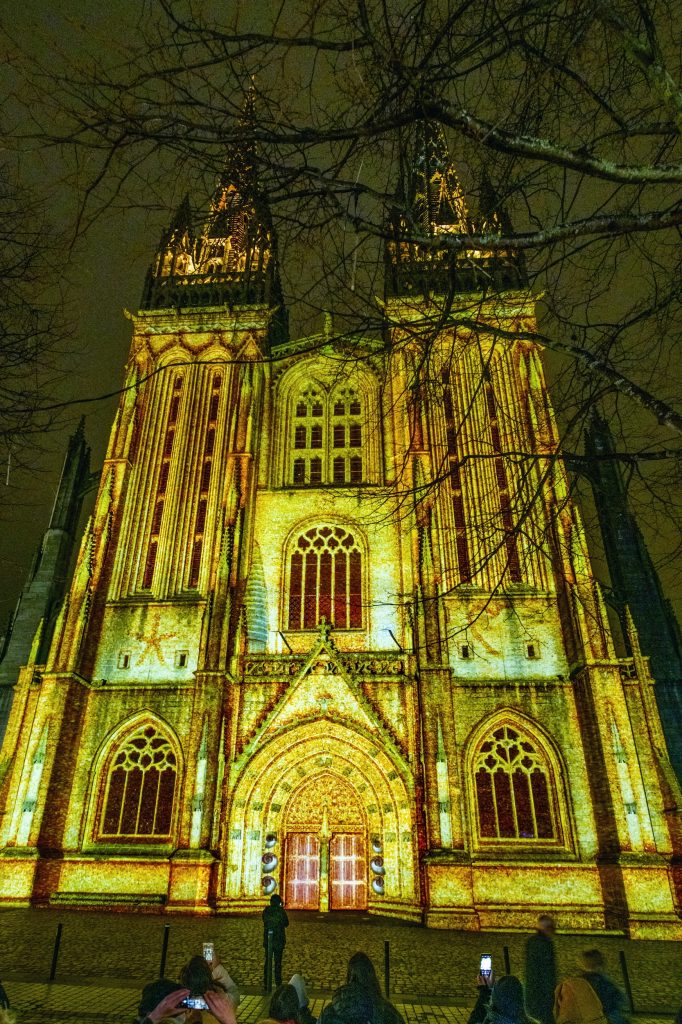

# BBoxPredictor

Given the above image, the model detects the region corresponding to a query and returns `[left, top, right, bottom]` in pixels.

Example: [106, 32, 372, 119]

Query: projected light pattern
[0, 118, 679, 938]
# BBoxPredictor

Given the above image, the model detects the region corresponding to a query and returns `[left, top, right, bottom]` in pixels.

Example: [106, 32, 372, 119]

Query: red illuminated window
[188, 374, 222, 588]
[442, 369, 472, 583]
[100, 725, 177, 838]
[474, 725, 555, 841]
[287, 525, 363, 630]
[141, 375, 183, 591]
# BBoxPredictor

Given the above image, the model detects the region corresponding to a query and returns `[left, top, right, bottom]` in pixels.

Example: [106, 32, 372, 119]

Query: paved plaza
[0, 909, 679, 1024]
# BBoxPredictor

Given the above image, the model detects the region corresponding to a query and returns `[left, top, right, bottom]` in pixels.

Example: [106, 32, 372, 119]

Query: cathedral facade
[0, 125, 680, 935]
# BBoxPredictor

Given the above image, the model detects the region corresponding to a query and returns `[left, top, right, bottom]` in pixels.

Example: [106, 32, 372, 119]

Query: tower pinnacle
[141, 93, 282, 317]
[386, 120, 526, 298]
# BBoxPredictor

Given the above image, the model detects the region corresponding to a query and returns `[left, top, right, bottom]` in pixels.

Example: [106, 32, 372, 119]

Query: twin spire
[142, 107, 524, 316]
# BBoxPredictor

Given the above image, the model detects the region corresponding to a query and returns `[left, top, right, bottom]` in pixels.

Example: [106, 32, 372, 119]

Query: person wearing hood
[485, 977, 531, 1024]
[289, 973, 317, 1024]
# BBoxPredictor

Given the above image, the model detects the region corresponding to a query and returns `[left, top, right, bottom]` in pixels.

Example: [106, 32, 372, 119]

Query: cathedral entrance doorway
[284, 831, 368, 910]
[282, 773, 368, 912]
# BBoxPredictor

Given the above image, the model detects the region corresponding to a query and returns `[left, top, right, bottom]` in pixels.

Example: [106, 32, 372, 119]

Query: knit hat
[491, 976, 525, 1020]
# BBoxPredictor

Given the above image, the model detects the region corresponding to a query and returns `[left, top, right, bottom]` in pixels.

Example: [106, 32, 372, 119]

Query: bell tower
[0, 122, 284, 906]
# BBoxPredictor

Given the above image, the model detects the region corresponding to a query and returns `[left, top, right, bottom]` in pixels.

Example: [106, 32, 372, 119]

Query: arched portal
[222, 719, 418, 916]
[283, 771, 367, 910]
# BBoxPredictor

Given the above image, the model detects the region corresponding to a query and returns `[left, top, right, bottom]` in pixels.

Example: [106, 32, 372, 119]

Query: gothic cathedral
[0, 123, 680, 936]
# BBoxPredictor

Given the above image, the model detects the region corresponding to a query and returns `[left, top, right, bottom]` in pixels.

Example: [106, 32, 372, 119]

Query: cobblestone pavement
[0, 908, 680, 1022]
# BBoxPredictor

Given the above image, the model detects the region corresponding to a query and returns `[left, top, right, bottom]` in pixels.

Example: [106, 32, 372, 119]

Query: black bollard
[503, 945, 511, 976]
[159, 924, 171, 979]
[265, 929, 274, 994]
[384, 939, 390, 999]
[618, 950, 635, 1013]
[49, 923, 63, 982]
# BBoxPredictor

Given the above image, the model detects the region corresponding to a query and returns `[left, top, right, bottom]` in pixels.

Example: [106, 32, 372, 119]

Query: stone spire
[0, 421, 94, 743]
[385, 120, 526, 298]
[141, 91, 284, 321]
[585, 408, 682, 782]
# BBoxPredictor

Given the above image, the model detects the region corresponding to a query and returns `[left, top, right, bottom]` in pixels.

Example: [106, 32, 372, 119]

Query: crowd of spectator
[0, 907, 675, 1024]
[129, 909, 636, 1024]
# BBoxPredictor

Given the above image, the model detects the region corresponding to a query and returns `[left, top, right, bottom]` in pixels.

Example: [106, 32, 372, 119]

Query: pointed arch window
[474, 725, 555, 840]
[189, 374, 222, 588]
[143, 375, 183, 590]
[288, 525, 363, 630]
[100, 725, 177, 839]
[289, 386, 365, 487]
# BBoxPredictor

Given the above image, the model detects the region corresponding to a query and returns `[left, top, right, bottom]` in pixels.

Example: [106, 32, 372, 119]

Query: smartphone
[203, 941, 215, 963]
[181, 996, 209, 1010]
[480, 954, 492, 978]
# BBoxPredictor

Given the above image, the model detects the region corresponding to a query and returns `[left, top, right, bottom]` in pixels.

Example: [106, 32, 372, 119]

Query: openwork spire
[141, 90, 283, 319]
[386, 120, 526, 299]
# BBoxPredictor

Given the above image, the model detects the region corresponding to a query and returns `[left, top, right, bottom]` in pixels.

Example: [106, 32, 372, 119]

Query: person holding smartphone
[467, 956, 495, 1024]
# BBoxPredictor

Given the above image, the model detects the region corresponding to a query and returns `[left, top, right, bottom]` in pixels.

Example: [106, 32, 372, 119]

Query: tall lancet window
[143, 375, 183, 589]
[189, 374, 222, 588]
[287, 525, 363, 630]
[474, 725, 555, 840]
[484, 375, 522, 582]
[442, 369, 472, 583]
[291, 388, 325, 486]
[331, 389, 363, 485]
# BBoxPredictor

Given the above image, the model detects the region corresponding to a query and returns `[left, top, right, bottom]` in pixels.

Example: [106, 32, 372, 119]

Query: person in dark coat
[320, 951, 404, 1024]
[525, 915, 557, 1024]
[485, 977, 531, 1024]
[263, 894, 290, 988]
[467, 971, 494, 1024]
[579, 950, 629, 1024]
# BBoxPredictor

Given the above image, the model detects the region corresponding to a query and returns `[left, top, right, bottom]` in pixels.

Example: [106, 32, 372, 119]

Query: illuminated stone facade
[0, 123, 680, 935]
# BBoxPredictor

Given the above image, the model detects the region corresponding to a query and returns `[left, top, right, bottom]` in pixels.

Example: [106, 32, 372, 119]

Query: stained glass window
[474, 725, 555, 840]
[288, 525, 363, 630]
[100, 726, 177, 838]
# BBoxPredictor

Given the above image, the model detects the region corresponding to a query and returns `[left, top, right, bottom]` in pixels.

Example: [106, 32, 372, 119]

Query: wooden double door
[284, 832, 367, 910]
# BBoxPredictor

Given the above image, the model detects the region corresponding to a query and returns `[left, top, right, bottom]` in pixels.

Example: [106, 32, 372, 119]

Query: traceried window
[474, 725, 555, 841]
[331, 389, 363, 485]
[100, 725, 177, 838]
[292, 388, 325, 486]
[288, 525, 363, 630]
[290, 387, 364, 486]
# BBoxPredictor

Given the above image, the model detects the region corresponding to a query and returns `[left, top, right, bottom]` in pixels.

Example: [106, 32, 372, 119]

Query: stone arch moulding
[463, 707, 577, 857]
[80, 709, 185, 852]
[220, 718, 419, 917]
